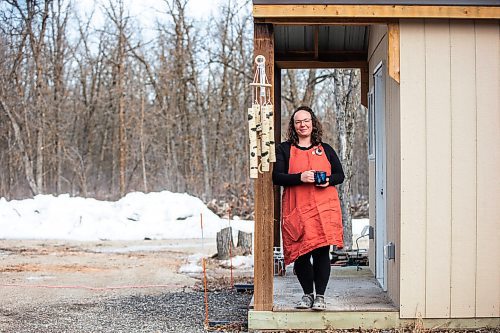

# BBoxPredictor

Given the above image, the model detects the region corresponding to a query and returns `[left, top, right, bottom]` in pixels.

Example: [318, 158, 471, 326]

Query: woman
[272, 106, 344, 311]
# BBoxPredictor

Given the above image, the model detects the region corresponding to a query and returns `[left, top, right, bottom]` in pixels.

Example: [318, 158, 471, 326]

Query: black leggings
[294, 246, 331, 295]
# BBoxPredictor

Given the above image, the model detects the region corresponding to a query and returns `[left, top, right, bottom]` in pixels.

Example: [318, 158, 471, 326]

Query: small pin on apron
[313, 147, 323, 156]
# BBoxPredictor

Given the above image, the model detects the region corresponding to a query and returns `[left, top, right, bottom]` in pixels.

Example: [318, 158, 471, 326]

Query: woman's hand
[300, 170, 315, 183]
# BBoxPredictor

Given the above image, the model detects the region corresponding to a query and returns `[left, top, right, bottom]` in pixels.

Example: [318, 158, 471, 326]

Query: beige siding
[368, 24, 401, 307]
[400, 19, 427, 318]
[450, 20, 477, 318]
[400, 19, 500, 319]
[475, 21, 500, 318]
[424, 20, 452, 319]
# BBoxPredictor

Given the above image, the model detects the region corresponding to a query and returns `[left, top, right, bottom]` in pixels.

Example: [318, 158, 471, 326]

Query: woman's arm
[324, 144, 345, 186]
[272, 143, 302, 186]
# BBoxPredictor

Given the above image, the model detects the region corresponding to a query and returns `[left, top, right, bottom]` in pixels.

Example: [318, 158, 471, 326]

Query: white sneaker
[296, 294, 314, 309]
[311, 295, 326, 311]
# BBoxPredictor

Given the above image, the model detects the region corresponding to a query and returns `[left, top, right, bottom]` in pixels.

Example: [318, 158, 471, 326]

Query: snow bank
[0, 191, 253, 241]
[0, 191, 368, 246]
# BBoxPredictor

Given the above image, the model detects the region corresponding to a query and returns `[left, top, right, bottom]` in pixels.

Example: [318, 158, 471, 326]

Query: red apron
[281, 144, 343, 265]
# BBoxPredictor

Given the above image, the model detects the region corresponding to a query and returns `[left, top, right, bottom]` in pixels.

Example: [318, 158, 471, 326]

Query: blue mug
[314, 171, 327, 185]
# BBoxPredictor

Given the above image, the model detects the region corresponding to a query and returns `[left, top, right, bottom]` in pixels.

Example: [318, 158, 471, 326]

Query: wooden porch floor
[273, 266, 397, 312]
[249, 266, 498, 330]
[248, 266, 400, 330]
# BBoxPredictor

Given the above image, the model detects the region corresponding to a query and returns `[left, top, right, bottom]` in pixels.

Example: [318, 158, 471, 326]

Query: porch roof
[255, 0, 499, 68]
[274, 25, 369, 68]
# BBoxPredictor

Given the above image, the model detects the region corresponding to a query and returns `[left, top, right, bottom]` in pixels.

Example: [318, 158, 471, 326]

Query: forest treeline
[0, 0, 368, 230]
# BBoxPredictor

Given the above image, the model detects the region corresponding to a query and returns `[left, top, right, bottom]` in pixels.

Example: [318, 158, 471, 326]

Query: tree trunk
[140, 92, 148, 192]
[0, 100, 39, 195]
[118, 31, 126, 197]
[334, 69, 359, 250]
[216, 227, 234, 260]
[237, 230, 252, 255]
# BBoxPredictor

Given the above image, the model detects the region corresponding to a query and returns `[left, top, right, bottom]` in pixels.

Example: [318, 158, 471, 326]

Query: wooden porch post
[253, 23, 275, 311]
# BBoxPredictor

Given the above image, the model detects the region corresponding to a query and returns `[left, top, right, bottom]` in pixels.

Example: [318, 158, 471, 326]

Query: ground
[0, 239, 252, 332]
[1, 240, 498, 333]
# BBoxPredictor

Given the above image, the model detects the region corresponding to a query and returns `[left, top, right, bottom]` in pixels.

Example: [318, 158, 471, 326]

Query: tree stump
[216, 227, 234, 260]
[237, 231, 252, 255]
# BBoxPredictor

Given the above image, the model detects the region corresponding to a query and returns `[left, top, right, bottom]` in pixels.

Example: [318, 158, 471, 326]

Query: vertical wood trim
[474, 21, 500, 318]
[388, 22, 400, 84]
[450, 20, 477, 318]
[253, 23, 275, 311]
[273, 66, 282, 248]
[424, 19, 452, 319]
[399, 19, 426, 319]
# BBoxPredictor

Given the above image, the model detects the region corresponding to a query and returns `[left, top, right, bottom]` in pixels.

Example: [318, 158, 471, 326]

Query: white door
[374, 62, 388, 291]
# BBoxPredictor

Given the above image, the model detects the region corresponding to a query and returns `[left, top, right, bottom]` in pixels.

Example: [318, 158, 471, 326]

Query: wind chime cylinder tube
[261, 105, 270, 172]
[248, 107, 258, 179]
[267, 104, 276, 163]
[253, 103, 261, 133]
[253, 103, 262, 157]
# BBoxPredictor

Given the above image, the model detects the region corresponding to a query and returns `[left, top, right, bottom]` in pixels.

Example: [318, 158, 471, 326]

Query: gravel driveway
[0, 240, 253, 333]
[0, 290, 252, 333]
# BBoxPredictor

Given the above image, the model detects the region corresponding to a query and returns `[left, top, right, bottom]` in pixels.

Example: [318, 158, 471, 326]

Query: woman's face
[293, 110, 313, 139]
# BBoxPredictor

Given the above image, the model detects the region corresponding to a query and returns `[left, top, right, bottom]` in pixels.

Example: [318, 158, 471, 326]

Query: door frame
[373, 61, 388, 291]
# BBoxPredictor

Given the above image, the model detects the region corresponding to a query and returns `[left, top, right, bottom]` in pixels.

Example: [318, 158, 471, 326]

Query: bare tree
[0, 0, 366, 227]
[1, 0, 52, 195]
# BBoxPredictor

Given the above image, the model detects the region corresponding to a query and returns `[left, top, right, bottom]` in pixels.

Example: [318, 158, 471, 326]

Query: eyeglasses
[294, 118, 311, 126]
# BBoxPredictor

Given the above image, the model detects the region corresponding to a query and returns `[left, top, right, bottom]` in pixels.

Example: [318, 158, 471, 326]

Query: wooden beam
[276, 54, 367, 65]
[254, 17, 395, 25]
[388, 22, 400, 84]
[273, 65, 282, 248]
[276, 50, 367, 60]
[253, 5, 500, 20]
[253, 23, 275, 312]
[249, 310, 399, 330]
[248, 310, 500, 331]
[276, 60, 367, 69]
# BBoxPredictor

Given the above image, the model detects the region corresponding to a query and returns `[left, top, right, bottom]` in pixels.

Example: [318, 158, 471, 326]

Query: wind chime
[248, 55, 276, 179]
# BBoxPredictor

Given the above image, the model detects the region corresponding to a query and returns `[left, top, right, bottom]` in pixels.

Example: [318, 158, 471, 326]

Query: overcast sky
[74, 0, 232, 43]
[76, 0, 226, 23]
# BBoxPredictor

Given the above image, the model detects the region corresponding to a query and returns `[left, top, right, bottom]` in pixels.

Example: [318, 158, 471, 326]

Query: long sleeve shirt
[272, 141, 345, 187]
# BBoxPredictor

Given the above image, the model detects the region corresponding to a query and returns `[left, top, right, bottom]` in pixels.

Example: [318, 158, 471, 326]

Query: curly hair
[286, 106, 323, 146]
